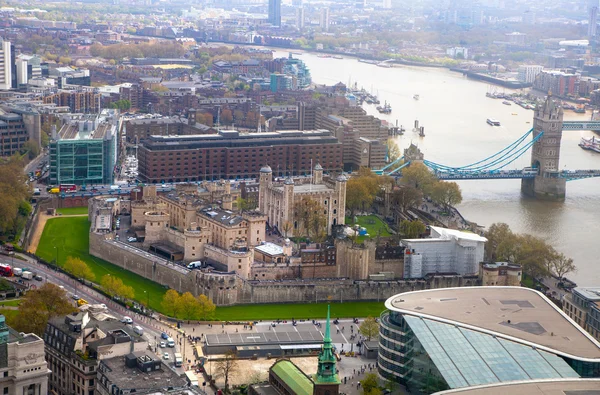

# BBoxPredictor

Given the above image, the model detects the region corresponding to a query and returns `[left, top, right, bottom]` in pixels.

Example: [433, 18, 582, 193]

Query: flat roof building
[379, 287, 600, 393]
[137, 129, 343, 183]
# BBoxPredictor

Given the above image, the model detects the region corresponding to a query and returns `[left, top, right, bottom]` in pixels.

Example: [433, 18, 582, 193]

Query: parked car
[161, 332, 169, 340]
[163, 352, 170, 360]
[122, 316, 133, 324]
[34, 275, 43, 281]
[159, 341, 166, 348]
[72, 294, 80, 300]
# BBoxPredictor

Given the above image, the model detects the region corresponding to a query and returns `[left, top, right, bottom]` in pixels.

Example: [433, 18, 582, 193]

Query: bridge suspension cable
[424, 128, 533, 171]
[387, 161, 411, 175]
[425, 132, 544, 174]
[380, 156, 404, 172]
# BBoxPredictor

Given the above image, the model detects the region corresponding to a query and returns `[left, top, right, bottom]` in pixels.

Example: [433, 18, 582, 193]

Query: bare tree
[552, 252, 577, 283]
[214, 350, 239, 389]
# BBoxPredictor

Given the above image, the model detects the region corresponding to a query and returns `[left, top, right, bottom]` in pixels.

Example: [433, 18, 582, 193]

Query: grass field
[0, 308, 18, 326]
[345, 215, 392, 242]
[36, 216, 168, 312]
[214, 301, 386, 321]
[0, 299, 20, 307]
[56, 207, 88, 215]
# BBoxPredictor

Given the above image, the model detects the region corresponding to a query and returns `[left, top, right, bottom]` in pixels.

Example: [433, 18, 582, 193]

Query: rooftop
[274, 184, 334, 194]
[572, 287, 600, 301]
[270, 360, 313, 395]
[101, 353, 188, 391]
[255, 242, 284, 257]
[434, 378, 600, 395]
[387, 287, 600, 359]
[199, 207, 245, 227]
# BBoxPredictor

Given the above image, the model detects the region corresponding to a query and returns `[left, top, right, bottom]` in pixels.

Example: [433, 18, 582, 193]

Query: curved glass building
[378, 287, 600, 394]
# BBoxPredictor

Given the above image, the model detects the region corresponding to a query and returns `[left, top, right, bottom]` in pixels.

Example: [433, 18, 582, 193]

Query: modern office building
[49, 110, 118, 186]
[402, 226, 487, 278]
[434, 378, 600, 395]
[379, 287, 600, 393]
[589, 0, 599, 38]
[563, 287, 600, 341]
[15, 55, 42, 86]
[0, 314, 49, 395]
[0, 106, 41, 157]
[137, 129, 343, 182]
[268, 0, 281, 26]
[0, 39, 12, 90]
[44, 310, 148, 395]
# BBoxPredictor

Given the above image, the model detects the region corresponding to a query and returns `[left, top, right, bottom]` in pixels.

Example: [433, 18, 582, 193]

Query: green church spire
[314, 305, 341, 385]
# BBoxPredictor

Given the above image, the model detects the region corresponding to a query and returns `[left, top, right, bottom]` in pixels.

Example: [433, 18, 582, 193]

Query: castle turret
[334, 174, 347, 227]
[258, 165, 272, 214]
[313, 163, 323, 184]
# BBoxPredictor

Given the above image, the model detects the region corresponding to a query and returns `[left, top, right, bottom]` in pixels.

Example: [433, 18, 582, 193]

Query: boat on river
[579, 136, 600, 153]
[487, 118, 501, 126]
[413, 94, 420, 100]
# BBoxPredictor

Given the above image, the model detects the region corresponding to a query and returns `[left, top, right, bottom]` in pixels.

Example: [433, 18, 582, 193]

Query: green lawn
[214, 301, 386, 321]
[0, 299, 20, 307]
[56, 207, 88, 215]
[36, 216, 168, 312]
[0, 308, 18, 326]
[345, 215, 392, 242]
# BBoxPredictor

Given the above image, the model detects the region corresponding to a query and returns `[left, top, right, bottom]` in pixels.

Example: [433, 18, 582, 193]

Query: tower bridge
[378, 94, 600, 200]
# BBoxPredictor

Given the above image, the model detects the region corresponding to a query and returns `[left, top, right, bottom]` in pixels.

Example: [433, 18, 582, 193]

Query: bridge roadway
[562, 121, 600, 131]
[433, 169, 600, 180]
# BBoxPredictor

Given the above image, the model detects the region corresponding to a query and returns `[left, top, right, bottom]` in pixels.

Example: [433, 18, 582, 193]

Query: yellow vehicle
[77, 299, 88, 307]
[50, 187, 60, 194]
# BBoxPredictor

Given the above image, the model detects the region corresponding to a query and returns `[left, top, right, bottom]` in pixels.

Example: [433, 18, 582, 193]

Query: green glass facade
[49, 135, 115, 186]
[377, 311, 592, 394]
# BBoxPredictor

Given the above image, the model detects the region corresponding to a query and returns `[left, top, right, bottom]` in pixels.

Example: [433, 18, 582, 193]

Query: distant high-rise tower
[0, 39, 12, 91]
[319, 8, 330, 32]
[269, 0, 281, 27]
[589, 0, 599, 38]
[296, 7, 305, 30]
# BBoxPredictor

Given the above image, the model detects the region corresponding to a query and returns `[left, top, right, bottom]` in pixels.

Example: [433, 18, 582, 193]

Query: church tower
[313, 305, 340, 395]
[521, 93, 566, 200]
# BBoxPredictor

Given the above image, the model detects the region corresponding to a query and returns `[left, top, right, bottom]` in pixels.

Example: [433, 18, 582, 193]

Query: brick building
[137, 129, 343, 182]
[42, 90, 101, 113]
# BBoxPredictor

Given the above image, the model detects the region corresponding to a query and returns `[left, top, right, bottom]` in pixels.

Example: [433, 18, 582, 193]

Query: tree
[236, 197, 252, 213]
[179, 292, 200, 320]
[386, 139, 401, 163]
[162, 289, 182, 318]
[391, 186, 423, 213]
[551, 252, 577, 282]
[63, 256, 95, 281]
[12, 283, 76, 336]
[197, 294, 216, 320]
[214, 350, 239, 389]
[484, 223, 513, 261]
[399, 220, 425, 238]
[359, 316, 379, 341]
[400, 163, 437, 194]
[101, 275, 134, 300]
[282, 221, 292, 238]
[346, 178, 373, 217]
[220, 108, 233, 125]
[293, 197, 326, 239]
[430, 181, 462, 210]
[360, 373, 380, 394]
[20, 140, 40, 160]
[0, 157, 30, 238]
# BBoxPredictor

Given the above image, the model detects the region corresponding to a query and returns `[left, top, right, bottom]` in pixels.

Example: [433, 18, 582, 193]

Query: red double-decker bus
[59, 184, 77, 193]
[0, 264, 13, 277]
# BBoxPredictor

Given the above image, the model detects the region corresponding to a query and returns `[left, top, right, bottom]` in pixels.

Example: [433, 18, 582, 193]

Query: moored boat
[487, 118, 501, 126]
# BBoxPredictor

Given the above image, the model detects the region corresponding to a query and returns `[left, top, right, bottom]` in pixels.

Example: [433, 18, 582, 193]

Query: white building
[296, 7, 305, 30]
[518, 65, 544, 83]
[446, 47, 469, 59]
[402, 226, 487, 278]
[382, 0, 392, 9]
[319, 8, 330, 32]
[0, 314, 49, 395]
[0, 39, 12, 90]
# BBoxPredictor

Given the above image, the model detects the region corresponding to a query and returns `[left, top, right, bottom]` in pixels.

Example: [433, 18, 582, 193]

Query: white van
[133, 325, 144, 336]
[187, 261, 202, 269]
[167, 337, 175, 348]
[122, 316, 133, 324]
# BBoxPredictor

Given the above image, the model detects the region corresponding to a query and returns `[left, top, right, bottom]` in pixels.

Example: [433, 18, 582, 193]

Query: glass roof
[404, 315, 580, 389]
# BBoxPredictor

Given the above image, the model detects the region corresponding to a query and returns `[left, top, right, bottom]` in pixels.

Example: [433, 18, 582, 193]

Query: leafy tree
[220, 108, 233, 125]
[551, 252, 577, 282]
[214, 350, 239, 389]
[293, 197, 327, 239]
[346, 178, 372, 218]
[0, 157, 30, 238]
[399, 220, 425, 238]
[162, 289, 182, 318]
[236, 197, 252, 213]
[179, 292, 200, 320]
[400, 163, 437, 195]
[386, 139, 401, 163]
[391, 186, 423, 213]
[359, 316, 379, 341]
[12, 283, 76, 336]
[484, 223, 513, 261]
[40, 132, 49, 148]
[431, 181, 462, 210]
[63, 256, 95, 281]
[20, 140, 40, 160]
[101, 275, 134, 300]
[197, 294, 216, 320]
[360, 373, 380, 394]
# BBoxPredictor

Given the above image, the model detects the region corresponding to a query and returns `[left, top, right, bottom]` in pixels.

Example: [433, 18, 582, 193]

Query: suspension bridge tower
[521, 93, 566, 200]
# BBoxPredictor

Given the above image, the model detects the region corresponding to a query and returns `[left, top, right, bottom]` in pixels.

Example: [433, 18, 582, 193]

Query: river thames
[274, 50, 600, 286]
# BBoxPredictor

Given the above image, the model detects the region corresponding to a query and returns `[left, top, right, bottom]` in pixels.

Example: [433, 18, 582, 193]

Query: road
[1, 254, 188, 375]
